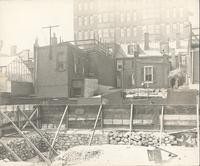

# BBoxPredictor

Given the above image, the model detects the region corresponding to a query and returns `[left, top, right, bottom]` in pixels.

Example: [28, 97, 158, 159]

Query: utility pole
[42, 25, 59, 59]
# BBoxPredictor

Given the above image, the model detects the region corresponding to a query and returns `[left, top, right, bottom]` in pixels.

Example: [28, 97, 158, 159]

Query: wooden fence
[0, 104, 198, 134]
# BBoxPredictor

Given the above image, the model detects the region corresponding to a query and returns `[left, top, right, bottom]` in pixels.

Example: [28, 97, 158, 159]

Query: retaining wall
[0, 131, 108, 161]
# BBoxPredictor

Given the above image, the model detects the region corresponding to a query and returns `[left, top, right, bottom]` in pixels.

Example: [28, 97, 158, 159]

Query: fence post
[65, 105, 69, 129]
[16, 106, 21, 129]
[159, 106, 164, 146]
[129, 104, 134, 145]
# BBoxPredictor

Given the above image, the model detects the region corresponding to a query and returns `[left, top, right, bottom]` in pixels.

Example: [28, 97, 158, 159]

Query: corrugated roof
[0, 54, 18, 67]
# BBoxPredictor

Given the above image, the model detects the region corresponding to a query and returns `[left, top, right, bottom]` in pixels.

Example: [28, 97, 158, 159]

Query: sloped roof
[0, 54, 19, 67]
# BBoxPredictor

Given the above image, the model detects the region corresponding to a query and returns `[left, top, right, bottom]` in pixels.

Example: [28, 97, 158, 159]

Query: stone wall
[107, 130, 197, 147]
[0, 132, 108, 161]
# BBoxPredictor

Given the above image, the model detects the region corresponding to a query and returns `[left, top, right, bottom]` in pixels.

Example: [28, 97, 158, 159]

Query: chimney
[51, 33, 57, 45]
[144, 33, 149, 50]
[10, 45, 17, 56]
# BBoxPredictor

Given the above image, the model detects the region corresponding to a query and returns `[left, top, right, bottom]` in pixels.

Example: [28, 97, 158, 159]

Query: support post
[18, 107, 58, 155]
[0, 140, 22, 161]
[48, 105, 68, 159]
[65, 106, 69, 129]
[16, 106, 21, 129]
[0, 111, 50, 164]
[159, 106, 164, 146]
[88, 104, 103, 146]
[196, 101, 199, 165]
[129, 104, 134, 145]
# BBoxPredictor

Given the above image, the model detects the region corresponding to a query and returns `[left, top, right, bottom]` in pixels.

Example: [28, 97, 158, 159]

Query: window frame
[144, 66, 153, 83]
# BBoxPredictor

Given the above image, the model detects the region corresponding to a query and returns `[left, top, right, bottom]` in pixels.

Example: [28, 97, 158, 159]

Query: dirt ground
[1, 144, 198, 166]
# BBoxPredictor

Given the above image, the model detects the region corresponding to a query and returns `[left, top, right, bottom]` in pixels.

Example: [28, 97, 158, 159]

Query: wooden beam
[18, 107, 58, 156]
[129, 104, 134, 145]
[196, 102, 199, 164]
[88, 104, 103, 146]
[21, 107, 38, 130]
[159, 106, 164, 146]
[48, 105, 68, 159]
[0, 140, 22, 161]
[0, 111, 51, 164]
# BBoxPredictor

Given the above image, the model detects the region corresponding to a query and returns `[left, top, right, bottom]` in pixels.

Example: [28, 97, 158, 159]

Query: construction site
[0, 0, 199, 165]
[0, 102, 199, 165]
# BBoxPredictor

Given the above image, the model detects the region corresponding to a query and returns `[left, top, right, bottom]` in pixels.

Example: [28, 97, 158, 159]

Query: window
[90, 2, 94, 10]
[117, 60, 123, 71]
[103, 29, 109, 38]
[103, 13, 109, 22]
[127, 28, 131, 37]
[90, 31, 94, 39]
[78, 17, 82, 26]
[109, 28, 114, 38]
[166, 24, 170, 34]
[133, 12, 137, 21]
[172, 23, 176, 32]
[180, 23, 184, 33]
[56, 52, 66, 72]
[180, 8, 183, 17]
[181, 55, 186, 65]
[84, 31, 89, 39]
[173, 8, 176, 18]
[120, 13, 125, 22]
[127, 13, 131, 22]
[98, 14, 102, 23]
[120, 28, 125, 37]
[133, 27, 137, 36]
[84, 17, 88, 26]
[154, 25, 160, 34]
[148, 25, 154, 34]
[89, 16, 94, 25]
[78, 3, 82, 11]
[84, 3, 87, 10]
[166, 9, 170, 18]
[98, 29, 102, 39]
[144, 66, 153, 82]
[109, 13, 114, 22]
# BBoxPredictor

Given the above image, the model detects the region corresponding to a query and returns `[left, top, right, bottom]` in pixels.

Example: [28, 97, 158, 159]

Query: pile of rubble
[108, 131, 197, 147]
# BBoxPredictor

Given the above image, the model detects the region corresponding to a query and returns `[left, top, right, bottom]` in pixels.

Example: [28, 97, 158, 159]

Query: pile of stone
[108, 131, 197, 147]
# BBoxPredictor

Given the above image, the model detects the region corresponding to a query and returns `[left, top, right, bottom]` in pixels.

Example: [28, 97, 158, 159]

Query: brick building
[34, 39, 119, 98]
[73, 0, 192, 55]
[116, 51, 171, 89]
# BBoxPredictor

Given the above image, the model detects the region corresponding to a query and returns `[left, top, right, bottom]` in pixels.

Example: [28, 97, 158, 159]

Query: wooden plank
[159, 106, 164, 146]
[0, 111, 50, 164]
[129, 104, 134, 145]
[163, 115, 196, 120]
[18, 107, 58, 155]
[0, 140, 22, 161]
[48, 105, 68, 159]
[164, 120, 196, 126]
[88, 104, 103, 146]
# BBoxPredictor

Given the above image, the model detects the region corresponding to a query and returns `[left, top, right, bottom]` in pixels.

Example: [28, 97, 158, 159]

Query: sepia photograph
[0, 0, 199, 165]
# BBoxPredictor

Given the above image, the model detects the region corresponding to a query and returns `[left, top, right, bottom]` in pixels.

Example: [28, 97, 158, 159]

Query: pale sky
[0, 0, 199, 55]
[0, 0, 73, 54]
